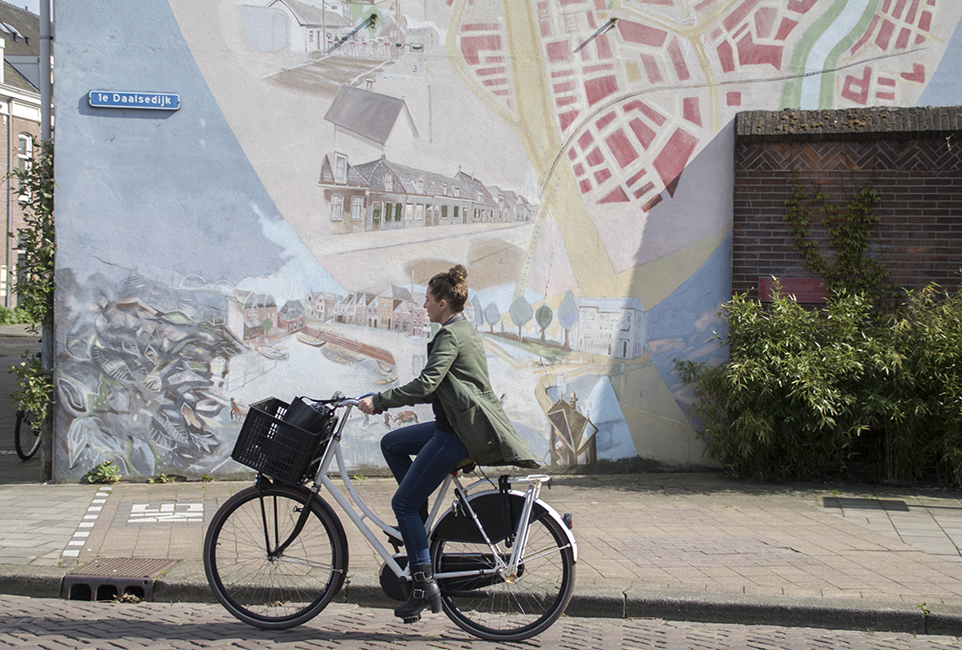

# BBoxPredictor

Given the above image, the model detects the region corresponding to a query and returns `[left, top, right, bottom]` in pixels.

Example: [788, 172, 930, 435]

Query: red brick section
[733, 107, 962, 300]
[2, 115, 42, 308]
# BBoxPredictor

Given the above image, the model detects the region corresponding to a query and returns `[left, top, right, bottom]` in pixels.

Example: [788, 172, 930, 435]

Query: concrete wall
[51, 0, 962, 481]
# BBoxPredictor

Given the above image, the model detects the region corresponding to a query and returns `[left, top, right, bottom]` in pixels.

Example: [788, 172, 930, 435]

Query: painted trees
[536, 304, 553, 344]
[557, 290, 578, 351]
[509, 296, 533, 342]
[484, 301, 501, 333]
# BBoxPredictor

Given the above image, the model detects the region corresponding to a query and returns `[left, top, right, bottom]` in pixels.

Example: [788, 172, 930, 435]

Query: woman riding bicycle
[359, 264, 540, 623]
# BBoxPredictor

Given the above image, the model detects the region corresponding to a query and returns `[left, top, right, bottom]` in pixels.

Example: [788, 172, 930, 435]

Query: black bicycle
[14, 407, 41, 461]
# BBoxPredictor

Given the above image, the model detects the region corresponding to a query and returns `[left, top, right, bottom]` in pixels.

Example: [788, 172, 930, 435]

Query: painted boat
[297, 332, 327, 347]
[258, 346, 289, 361]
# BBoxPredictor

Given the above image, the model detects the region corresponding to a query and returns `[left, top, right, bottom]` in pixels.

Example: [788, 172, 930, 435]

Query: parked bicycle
[14, 406, 41, 461]
[203, 394, 577, 642]
[13, 349, 44, 461]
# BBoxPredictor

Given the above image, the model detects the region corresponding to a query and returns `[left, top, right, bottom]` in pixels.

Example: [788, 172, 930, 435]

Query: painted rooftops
[324, 85, 415, 145]
[279, 299, 304, 317]
[381, 284, 414, 302]
[229, 289, 276, 309]
[268, 0, 326, 27]
[319, 154, 370, 187]
[321, 153, 498, 206]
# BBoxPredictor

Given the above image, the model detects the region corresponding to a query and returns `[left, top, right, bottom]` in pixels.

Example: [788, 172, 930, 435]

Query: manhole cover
[63, 558, 179, 601]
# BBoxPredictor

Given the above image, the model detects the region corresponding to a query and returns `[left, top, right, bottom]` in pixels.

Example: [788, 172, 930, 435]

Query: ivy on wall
[783, 172, 890, 303]
[8, 139, 55, 427]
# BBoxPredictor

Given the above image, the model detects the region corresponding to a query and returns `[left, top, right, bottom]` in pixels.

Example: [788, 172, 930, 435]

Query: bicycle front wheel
[203, 483, 349, 629]
[14, 410, 42, 461]
[431, 505, 576, 641]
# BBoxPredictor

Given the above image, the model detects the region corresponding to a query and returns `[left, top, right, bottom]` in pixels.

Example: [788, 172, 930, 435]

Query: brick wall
[733, 108, 962, 300]
[1, 112, 42, 308]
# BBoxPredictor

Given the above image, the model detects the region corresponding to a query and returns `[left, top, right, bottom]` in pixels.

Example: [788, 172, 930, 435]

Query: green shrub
[9, 349, 53, 425]
[884, 285, 962, 485]
[0, 306, 34, 325]
[676, 283, 962, 486]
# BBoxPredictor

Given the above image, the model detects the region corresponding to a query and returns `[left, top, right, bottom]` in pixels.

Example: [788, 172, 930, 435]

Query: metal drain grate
[62, 558, 179, 601]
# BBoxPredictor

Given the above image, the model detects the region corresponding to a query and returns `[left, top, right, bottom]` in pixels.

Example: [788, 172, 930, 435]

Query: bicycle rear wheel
[14, 410, 42, 461]
[430, 501, 576, 641]
[204, 483, 349, 629]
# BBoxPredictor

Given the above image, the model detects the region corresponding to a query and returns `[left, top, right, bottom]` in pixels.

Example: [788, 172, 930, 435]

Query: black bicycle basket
[231, 397, 337, 485]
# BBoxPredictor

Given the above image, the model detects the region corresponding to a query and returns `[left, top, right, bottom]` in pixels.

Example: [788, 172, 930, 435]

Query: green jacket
[371, 318, 540, 468]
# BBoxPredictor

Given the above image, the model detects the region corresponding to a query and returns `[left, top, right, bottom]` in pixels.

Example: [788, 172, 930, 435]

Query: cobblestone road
[1, 595, 960, 649]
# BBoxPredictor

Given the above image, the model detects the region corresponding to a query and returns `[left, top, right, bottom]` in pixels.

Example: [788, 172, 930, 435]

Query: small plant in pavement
[83, 460, 121, 484]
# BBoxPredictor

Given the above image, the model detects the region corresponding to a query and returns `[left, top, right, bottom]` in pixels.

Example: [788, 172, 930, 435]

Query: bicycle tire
[14, 410, 42, 461]
[204, 483, 349, 629]
[430, 498, 576, 641]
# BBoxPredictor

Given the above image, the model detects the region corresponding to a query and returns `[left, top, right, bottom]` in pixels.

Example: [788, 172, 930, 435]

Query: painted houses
[305, 290, 339, 321]
[573, 297, 646, 360]
[227, 289, 278, 346]
[262, 0, 401, 58]
[278, 299, 305, 332]
[329, 288, 429, 336]
[319, 153, 534, 234]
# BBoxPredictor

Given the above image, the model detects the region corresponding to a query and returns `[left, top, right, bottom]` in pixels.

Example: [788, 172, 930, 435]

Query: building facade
[0, 2, 42, 309]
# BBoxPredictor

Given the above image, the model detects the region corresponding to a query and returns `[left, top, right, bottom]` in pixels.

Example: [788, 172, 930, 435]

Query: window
[17, 134, 32, 173]
[415, 204, 424, 220]
[334, 154, 347, 183]
[453, 186, 460, 197]
[415, 179, 424, 194]
[405, 203, 413, 220]
[351, 196, 363, 221]
[383, 174, 393, 192]
[331, 195, 344, 221]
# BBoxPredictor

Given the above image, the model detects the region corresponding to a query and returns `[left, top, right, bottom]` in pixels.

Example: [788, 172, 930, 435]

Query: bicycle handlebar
[324, 392, 376, 408]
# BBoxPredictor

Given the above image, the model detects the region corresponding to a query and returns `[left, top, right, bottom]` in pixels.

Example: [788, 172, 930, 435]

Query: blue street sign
[88, 90, 180, 111]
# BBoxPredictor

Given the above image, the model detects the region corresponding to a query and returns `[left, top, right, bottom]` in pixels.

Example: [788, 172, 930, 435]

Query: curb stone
[5, 561, 962, 636]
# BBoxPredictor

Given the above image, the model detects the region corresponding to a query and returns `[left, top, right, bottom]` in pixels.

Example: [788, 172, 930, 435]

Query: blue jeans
[381, 421, 469, 566]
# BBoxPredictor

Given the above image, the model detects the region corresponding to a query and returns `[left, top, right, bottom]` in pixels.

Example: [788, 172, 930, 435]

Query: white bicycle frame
[304, 398, 571, 585]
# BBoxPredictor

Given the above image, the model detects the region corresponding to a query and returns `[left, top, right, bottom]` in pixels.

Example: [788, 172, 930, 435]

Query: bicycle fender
[431, 489, 577, 563]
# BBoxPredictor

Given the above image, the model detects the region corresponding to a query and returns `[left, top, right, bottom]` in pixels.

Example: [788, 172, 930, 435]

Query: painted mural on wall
[52, 0, 962, 480]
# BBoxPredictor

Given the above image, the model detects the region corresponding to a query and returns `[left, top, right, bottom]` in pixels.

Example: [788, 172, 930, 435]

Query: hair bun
[449, 265, 468, 283]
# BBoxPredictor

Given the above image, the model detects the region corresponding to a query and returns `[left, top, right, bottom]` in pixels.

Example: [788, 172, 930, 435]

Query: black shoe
[394, 563, 442, 623]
